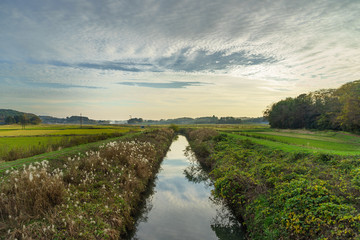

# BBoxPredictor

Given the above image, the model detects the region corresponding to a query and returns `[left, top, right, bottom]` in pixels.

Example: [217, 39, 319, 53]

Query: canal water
[130, 135, 245, 240]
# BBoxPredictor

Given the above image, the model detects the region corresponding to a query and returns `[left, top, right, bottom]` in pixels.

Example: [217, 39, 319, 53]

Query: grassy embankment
[0, 128, 174, 239]
[0, 124, 141, 162]
[227, 127, 360, 156]
[186, 127, 360, 239]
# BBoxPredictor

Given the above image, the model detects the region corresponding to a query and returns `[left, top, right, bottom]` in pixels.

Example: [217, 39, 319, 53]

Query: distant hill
[39, 115, 110, 125]
[0, 109, 41, 125]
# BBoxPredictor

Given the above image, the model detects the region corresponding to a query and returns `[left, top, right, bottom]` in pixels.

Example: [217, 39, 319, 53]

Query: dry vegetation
[0, 128, 174, 239]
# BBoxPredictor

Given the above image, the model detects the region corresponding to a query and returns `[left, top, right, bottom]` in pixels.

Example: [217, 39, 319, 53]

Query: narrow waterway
[130, 136, 245, 240]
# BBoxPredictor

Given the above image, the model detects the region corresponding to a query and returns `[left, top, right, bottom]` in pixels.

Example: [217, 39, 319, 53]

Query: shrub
[272, 179, 360, 239]
[187, 128, 218, 142]
[169, 124, 179, 132]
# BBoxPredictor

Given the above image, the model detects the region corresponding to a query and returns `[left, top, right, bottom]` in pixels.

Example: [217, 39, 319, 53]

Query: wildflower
[29, 173, 33, 181]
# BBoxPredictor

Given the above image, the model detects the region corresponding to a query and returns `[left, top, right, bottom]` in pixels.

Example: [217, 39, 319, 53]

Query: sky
[0, 0, 359, 120]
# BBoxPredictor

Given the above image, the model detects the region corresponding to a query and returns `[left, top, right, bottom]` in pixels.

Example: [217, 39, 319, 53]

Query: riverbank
[185, 128, 360, 239]
[0, 128, 174, 239]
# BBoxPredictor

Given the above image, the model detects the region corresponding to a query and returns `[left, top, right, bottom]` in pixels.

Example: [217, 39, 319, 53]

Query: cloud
[155, 48, 276, 73]
[45, 60, 156, 72]
[45, 48, 275, 74]
[27, 82, 103, 89]
[118, 81, 206, 89]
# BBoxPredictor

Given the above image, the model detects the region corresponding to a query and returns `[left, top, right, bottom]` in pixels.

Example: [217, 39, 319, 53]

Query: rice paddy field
[0, 124, 142, 162]
[0, 124, 135, 136]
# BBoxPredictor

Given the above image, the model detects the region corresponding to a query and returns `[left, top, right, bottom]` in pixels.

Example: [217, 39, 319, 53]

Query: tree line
[264, 80, 360, 132]
[0, 109, 41, 125]
[4, 115, 41, 125]
[127, 116, 266, 125]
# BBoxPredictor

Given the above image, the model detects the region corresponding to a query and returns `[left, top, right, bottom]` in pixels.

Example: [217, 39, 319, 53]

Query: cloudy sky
[0, 0, 359, 120]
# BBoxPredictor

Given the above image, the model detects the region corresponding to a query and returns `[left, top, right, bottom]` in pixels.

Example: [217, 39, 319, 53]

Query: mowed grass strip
[242, 132, 360, 151]
[228, 133, 360, 156]
[255, 130, 360, 143]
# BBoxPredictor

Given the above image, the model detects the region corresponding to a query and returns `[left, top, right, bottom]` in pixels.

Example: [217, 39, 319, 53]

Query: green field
[223, 127, 360, 156]
[0, 124, 142, 161]
[0, 124, 135, 136]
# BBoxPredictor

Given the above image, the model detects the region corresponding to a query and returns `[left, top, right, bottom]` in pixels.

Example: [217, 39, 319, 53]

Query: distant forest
[39, 115, 110, 125]
[264, 80, 360, 132]
[0, 109, 41, 125]
[127, 116, 266, 125]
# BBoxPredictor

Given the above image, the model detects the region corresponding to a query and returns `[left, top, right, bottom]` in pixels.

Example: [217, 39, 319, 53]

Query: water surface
[131, 136, 244, 240]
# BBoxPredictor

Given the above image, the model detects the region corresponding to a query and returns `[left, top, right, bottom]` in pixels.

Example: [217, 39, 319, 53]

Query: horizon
[31, 111, 265, 122]
[1, 0, 359, 120]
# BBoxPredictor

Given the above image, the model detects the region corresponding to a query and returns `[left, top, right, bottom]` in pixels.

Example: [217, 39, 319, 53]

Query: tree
[127, 118, 143, 124]
[29, 116, 41, 125]
[20, 114, 27, 129]
[336, 80, 360, 132]
[263, 80, 360, 132]
[5, 116, 15, 124]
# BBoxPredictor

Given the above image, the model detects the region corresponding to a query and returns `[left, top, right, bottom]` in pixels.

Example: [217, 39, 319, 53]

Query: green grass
[224, 128, 360, 156]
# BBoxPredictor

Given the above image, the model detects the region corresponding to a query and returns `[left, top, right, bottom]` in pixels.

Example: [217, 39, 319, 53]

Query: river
[129, 135, 245, 240]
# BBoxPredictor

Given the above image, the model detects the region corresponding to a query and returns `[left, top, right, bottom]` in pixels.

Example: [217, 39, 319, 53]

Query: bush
[272, 179, 360, 239]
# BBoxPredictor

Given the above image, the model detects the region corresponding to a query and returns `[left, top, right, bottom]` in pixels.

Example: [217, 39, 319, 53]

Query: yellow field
[0, 124, 138, 136]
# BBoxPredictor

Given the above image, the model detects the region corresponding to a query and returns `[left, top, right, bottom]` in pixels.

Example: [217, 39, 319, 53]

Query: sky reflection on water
[131, 136, 244, 240]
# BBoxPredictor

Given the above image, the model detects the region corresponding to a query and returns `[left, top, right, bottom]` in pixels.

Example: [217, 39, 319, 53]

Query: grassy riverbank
[186, 128, 360, 239]
[0, 128, 174, 239]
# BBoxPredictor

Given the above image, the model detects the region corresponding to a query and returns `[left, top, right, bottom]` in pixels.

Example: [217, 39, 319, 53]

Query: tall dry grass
[0, 128, 174, 240]
[0, 161, 65, 239]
